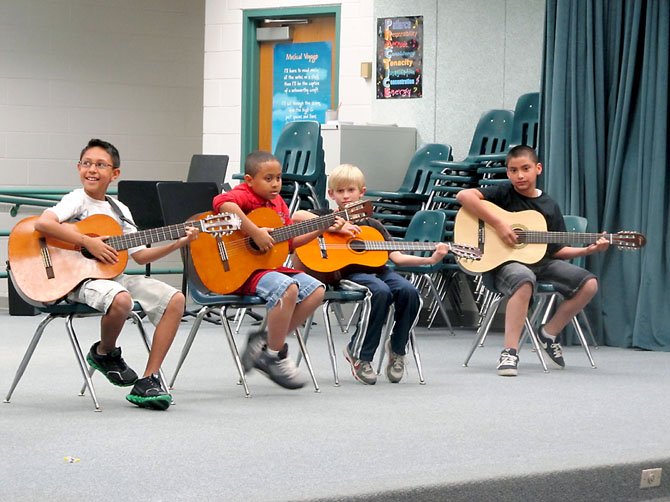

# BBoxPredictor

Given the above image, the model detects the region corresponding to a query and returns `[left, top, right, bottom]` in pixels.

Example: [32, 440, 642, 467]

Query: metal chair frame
[4, 301, 160, 411]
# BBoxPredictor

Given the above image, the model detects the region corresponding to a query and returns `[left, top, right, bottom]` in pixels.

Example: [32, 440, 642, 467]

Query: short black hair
[80, 138, 121, 168]
[245, 150, 280, 176]
[506, 144, 538, 165]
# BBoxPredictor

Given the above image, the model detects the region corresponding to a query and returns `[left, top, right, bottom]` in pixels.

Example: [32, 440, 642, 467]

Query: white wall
[204, 0, 544, 174]
[0, 0, 206, 298]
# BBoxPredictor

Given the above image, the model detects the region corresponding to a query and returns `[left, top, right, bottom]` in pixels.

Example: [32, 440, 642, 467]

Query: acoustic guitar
[8, 212, 241, 305]
[293, 225, 482, 283]
[189, 200, 372, 295]
[453, 200, 647, 274]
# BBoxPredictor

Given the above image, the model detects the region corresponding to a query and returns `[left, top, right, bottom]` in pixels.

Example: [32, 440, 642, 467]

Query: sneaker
[537, 326, 565, 369]
[343, 344, 377, 385]
[125, 374, 172, 410]
[254, 344, 308, 390]
[241, 330, 267, 374]
[384, 339, 405, 383]
[87, 342, 138, 387]
[497, 348, 519, 376]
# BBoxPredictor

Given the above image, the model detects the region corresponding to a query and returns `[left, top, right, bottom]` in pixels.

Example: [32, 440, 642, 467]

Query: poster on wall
[376, 16, 423, 99]
[272, 41, 332, 152]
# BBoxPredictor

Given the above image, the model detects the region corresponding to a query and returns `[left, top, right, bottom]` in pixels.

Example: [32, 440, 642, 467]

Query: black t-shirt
[477, 182, 566, 258]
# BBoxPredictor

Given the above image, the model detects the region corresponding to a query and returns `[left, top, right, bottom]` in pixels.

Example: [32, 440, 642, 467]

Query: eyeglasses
[78, 160, 114, 170]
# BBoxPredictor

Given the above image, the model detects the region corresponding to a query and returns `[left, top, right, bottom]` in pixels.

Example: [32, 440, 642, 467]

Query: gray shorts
[67, 274, 179, 326]
[485, 259, 596, 299]
[255, 271, 324, 310]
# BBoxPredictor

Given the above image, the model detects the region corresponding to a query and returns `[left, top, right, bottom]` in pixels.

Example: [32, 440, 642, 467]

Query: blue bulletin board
[272, 41, 332, 152]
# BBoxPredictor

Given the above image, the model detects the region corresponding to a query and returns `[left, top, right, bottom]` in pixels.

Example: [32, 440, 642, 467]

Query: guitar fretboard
[517, 231, 612, 245]
[354, 241, 438, 251]
[269, 207, 358, 243]
[105, 221, 201, 251]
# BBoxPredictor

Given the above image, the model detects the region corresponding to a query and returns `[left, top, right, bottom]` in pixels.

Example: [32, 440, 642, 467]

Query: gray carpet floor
[1, 308, 669, 501]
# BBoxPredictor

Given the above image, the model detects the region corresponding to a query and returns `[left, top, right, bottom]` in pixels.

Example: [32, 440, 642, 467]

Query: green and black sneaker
[126, 374, 172, 411]
[87, 342, 138, 387]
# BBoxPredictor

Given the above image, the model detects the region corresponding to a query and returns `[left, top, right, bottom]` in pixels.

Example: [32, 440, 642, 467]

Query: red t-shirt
[213, 183, 299, 294]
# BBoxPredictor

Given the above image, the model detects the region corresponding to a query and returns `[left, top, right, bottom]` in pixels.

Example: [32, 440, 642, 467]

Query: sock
[265, 348, 280, 357]
[541, 326, 556, 341]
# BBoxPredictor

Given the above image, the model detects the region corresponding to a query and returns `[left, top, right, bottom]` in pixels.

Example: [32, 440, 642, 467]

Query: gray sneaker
[241, 330, 267, 374]
[343, 344, 377, 385]
[497, 348, 519, 377]
[254, 344, 308, 390]
[384, 339, 405, 383]
[537, 325, 565, 369]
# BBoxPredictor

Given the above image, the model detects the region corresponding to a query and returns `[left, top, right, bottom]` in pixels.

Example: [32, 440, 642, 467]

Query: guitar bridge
[477, 219, 485, 253]
[216, 236, 230, 272]
[39, 237, 55, 280]
[317, 235, 328, 259]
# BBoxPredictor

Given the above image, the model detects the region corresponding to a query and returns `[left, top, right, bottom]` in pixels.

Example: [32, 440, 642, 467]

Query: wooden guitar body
[189, 208, 289, 294]
[8, 215, 128, 305]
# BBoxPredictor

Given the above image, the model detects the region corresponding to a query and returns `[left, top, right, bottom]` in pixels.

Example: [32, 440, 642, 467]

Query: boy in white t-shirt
[34, 138, 199, 410]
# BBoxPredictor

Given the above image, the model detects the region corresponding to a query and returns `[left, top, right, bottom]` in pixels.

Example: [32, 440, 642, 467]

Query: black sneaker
[126, 374, 172, 410]
[86, 342, 138, 387]
[537, 326, 565, 369]
[497, 348, 519, 376]
[254, 344, 308, 390]
[241, 330, 267, 374]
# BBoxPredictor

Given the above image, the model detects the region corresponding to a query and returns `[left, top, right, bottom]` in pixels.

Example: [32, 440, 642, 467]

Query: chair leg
[321, 301, 341, 386]
[293, 327, 319, 393]
[295, 312, 314, 368]
[572, 317, 597, 368]
[64, 315, 102, 411]
[423, 274, 455, 335]
[4, 314, 58, 405]
[376, 308, 395, 375]
[463, 294, 502, 367]
[169, 306, 208, 389]
[219, 306, 250, 397]
[523, 318, 549, 373]
[578, 310, 599, 347]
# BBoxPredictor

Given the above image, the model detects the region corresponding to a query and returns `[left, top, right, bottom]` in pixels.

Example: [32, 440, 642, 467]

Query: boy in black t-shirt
[456, 146, 609, 376]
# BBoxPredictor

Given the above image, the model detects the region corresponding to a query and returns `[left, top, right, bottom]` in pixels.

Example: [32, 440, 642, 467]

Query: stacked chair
[477, 92, 540, 185]
[274, 121, 327, 213]
[233, 121, 327, 213]
[366, 143, 453, 239]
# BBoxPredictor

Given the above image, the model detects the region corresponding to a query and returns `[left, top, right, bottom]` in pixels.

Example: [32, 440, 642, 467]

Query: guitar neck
[518, 231, 613, 245]
[270, 208, 352, 243]
[356, 241, 438, 252]
[105, 221, 200, 251]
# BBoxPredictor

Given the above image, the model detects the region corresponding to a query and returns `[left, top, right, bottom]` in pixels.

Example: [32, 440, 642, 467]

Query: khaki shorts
[67, 274, 179, 326]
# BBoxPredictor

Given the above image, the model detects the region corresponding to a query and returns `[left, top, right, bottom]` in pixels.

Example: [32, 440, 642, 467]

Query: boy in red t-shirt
[213, 151, 342, 389]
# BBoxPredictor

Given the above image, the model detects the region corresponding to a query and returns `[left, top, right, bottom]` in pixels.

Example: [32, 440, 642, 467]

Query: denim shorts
[67, 274, 179, 326]
[486, 259, 596, 299]
[255, 271, 324, 310]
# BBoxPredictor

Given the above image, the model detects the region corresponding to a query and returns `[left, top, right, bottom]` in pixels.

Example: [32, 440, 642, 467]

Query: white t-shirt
[47, 188, 146, 256]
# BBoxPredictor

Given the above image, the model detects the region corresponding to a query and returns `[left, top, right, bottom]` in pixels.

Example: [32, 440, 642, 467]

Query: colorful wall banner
[272, 41, 332, 152]
[376, 16, 423, 99]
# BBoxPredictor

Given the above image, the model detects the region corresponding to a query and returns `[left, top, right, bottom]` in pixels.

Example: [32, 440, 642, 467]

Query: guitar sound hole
[81, 248, 94, 259]
[349, 239, 366, 253]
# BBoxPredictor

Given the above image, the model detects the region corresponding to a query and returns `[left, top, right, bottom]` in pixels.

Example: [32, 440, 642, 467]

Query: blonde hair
[328, 164, 365, 190]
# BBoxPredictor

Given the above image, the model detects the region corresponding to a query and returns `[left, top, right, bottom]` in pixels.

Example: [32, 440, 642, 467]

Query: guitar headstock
[613, 231, 646, 250]
[341, 200, 373, 223]
[448, 242, 482, 261]
[200, 212, 242, 237]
